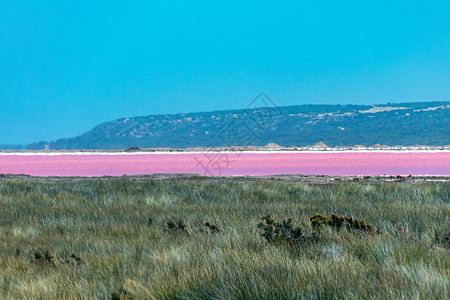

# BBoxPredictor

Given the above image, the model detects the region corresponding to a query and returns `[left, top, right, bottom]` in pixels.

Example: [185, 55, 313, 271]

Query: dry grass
[0, 178, 449, 299]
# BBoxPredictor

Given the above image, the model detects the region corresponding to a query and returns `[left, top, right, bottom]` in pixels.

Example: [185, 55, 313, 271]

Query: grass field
[0, 178, 449, 299]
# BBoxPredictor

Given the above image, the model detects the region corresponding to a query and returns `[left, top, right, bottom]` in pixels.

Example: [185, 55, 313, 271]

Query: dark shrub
[166, 220, 189, 234]
[205, 222, 221, 233]
[258, 214, 312, 245]
[310, 213, 379, 234]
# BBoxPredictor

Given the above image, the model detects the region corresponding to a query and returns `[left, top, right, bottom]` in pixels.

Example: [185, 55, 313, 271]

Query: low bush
[258, 214, 313, 245]
[32, 251, 56, 266]
[205, 222, 221, 233]
[310, 213, 379, 234]
[166, 220, 189, 234]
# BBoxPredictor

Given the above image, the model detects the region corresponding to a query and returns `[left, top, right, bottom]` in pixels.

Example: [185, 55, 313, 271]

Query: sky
[0, 1, 449, 144]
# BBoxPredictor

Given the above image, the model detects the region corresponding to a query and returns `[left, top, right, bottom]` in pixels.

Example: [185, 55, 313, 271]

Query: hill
[25, 101, 450, 150]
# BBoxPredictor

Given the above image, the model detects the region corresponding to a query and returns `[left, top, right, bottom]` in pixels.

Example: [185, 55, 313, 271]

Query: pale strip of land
[1, 145, 450, 155]
[1, 173, 449, 184]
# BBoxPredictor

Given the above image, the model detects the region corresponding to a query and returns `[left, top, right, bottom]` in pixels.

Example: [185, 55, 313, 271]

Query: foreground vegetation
[0, 178, 448, 299]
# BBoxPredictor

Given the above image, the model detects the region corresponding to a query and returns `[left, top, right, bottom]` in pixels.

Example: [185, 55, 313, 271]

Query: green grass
[0, 179, 449, 299]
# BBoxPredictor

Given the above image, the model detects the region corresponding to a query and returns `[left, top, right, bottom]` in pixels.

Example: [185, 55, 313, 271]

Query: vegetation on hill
[21, 101, 450, 150]
[0, 144, 25, 150]
[0, 179, 448, 298]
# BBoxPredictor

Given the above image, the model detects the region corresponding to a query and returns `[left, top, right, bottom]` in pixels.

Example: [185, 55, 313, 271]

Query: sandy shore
[1, 145, 450, 154]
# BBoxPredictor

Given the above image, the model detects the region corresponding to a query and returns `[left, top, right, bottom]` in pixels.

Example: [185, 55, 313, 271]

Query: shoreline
[1, 148, 450, 155]
[1, 144, 450, 154]
[1, 173, 449, 184]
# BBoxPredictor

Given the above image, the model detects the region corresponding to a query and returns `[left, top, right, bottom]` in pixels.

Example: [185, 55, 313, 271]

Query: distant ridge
[24, 101, 450, 150]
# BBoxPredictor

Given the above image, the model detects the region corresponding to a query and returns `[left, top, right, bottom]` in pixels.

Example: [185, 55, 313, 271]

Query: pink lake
[0, 152, 449, 177]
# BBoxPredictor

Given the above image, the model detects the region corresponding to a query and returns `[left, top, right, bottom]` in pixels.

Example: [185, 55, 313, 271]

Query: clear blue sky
[1, 1, 449, 144]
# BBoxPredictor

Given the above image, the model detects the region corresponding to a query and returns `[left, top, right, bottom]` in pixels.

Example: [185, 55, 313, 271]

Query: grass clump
[445, 231, 450, 248]
[111, 285, 134, 300]
[434, 230, 450, 250]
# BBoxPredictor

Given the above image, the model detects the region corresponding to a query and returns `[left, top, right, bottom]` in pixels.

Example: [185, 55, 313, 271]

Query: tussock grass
[0, 179, 449, 299]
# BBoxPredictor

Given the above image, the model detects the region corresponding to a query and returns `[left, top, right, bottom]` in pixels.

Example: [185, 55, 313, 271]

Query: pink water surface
[0, 152, 449, 177]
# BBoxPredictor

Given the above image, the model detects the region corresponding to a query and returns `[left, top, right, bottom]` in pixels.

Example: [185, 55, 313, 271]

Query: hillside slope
[27, 101, 450, 149]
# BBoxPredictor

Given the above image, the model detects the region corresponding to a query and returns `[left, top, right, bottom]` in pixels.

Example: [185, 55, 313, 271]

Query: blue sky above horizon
[1, 1, 449, 144]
